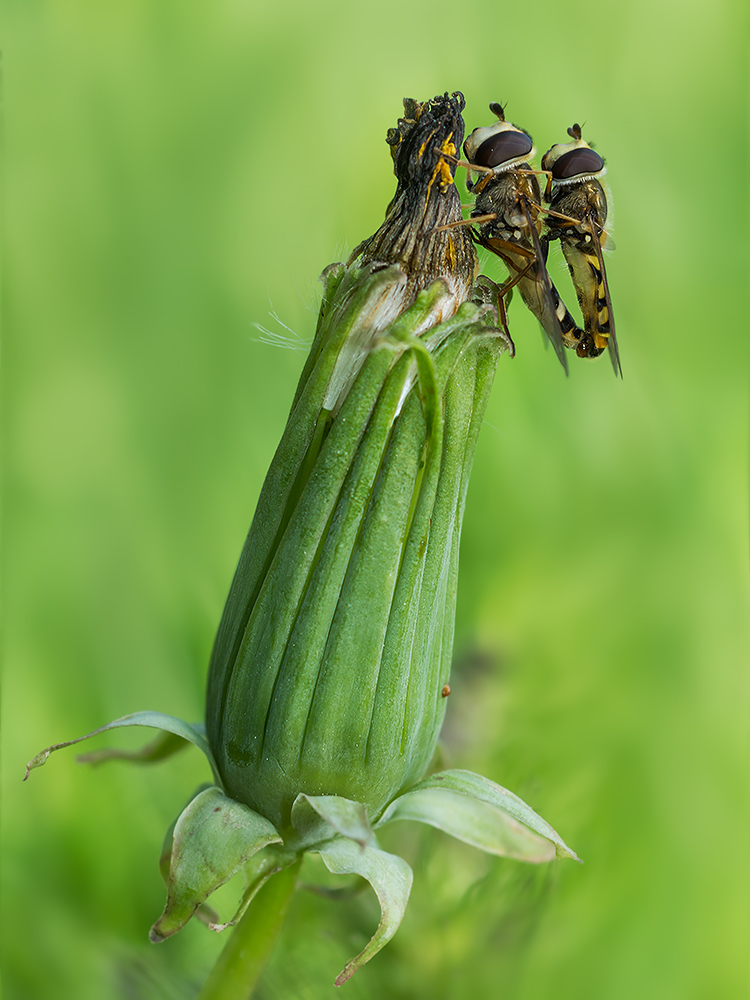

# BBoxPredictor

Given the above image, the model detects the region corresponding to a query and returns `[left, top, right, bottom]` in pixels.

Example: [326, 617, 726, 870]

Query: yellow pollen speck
[418, 126, 438, 161]
[445, 235, 456, 269]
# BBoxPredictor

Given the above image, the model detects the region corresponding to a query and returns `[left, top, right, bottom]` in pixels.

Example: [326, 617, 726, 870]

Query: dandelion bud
[205, 93, 509, 834]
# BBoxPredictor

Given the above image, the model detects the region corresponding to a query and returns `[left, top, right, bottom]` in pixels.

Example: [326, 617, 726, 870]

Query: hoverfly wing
[476, 229, 569, 375]
[587, 209, 622, 378]
[517, 196, 570, 375]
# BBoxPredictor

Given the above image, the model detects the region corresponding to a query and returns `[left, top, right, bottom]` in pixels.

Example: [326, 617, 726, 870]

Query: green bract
[26, 93, 580, 987]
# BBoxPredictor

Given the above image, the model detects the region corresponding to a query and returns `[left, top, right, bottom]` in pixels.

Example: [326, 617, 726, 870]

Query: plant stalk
[197, 857, 302, 1000]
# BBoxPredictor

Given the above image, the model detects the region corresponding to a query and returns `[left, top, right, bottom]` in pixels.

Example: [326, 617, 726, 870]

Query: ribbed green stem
[197, 858, 302, 1000]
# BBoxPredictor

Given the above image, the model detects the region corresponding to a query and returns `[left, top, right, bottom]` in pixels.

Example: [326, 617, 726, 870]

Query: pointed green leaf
[290, 794, 374, 850]
[158, 785, 219, 928]
[313, 837, 412, 986]
[208, 846, 296, 932]
[77, 729, 190, 767]
[378, 785, 553, 862]
[377, 769, 581, 863]
[24, 711, 222, 785]
[150, 786, 282, 941]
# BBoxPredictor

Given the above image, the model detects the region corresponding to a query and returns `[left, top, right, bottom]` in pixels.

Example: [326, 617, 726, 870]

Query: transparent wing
[520, 198, 574, 374]
[478, 209, 569, 375]
[588, 211, 622, 378]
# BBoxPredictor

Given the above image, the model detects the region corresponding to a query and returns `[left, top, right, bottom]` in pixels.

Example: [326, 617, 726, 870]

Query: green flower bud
[204, 93, 508, 833]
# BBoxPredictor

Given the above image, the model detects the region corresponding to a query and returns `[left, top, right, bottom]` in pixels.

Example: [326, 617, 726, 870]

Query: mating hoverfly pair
[454, 102, 621, 377]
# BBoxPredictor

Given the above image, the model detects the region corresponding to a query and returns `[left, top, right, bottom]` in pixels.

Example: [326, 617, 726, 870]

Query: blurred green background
[3, 0, 748, 997]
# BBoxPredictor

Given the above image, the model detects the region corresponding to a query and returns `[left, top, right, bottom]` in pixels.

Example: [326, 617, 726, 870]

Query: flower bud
[205, 94, 509, 833]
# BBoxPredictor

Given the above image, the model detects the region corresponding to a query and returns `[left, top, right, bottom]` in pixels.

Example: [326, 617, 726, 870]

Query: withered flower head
[349, 92, 478, 323]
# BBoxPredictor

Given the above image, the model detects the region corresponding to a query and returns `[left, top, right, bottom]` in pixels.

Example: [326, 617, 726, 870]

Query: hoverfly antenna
[489, 101, 507, 121]
[568, 124, 582, 141]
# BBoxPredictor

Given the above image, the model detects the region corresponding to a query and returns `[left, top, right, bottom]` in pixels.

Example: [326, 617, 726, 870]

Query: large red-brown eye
[473, 129, 533, 168]
[552, 147, 604, 179]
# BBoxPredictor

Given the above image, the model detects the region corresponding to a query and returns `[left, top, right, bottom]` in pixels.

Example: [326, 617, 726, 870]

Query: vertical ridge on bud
[370, 335, 481, 772]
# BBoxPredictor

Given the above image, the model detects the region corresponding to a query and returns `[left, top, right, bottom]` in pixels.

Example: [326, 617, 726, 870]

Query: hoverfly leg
[473, 275, 516, 357]
[433, 212, 498, 234]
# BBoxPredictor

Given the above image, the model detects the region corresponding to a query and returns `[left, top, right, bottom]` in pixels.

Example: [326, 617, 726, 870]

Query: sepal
[157, 784, 220, 928]
[312, 836, 413, 987]
[289, 793, 375, 851]
[79, 729, 189, 767]
[150, 786, 283, 941]
[24, 710, 222, 786]
[207, 847, 296, 933]
[376, 769, 581, 863]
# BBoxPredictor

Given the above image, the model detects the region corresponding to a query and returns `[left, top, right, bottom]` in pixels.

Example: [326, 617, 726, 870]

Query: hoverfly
[541, 124, 621, 377]
[462, 102, 585, 374]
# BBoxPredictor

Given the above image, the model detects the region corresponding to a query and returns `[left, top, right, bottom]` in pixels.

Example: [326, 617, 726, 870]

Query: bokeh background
[3, 1, 748, 997]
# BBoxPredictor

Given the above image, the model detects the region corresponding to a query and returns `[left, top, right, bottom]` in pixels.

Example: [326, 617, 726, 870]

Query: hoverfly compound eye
[464, 122, 534, 172]
[475, 129, 533, 169]
[542, 129, 605, 183]
[550, 147, 604, 180]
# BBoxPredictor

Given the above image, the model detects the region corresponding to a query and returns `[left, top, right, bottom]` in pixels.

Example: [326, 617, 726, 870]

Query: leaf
[157, 784, 220, 928]
[313, 837, 413, 986]
[377, 769, 581, 863]
[290, 794, 375, 850]
[77, 729, 190, 766]
[23, 711, 222, 786]
[207, 847, 296, 932]
[150, 786, 283, 941]
[378, 786, 553, 863]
